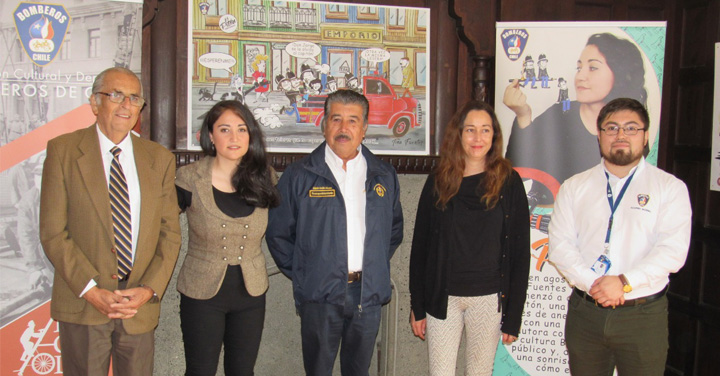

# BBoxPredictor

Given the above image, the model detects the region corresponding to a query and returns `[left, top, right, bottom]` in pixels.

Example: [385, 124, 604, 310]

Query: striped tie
[109, 146, 132, 279]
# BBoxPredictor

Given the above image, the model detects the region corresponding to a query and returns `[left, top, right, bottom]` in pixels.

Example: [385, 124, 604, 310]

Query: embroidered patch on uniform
[637, 194, 650, 207]
[309, 187, 335, 197]
[373, 184, 386, 197]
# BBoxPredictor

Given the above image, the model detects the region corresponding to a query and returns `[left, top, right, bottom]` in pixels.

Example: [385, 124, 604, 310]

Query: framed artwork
[188, 0, 431, 154]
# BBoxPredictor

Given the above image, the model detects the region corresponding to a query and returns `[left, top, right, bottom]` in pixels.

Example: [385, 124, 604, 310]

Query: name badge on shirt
[309, 187, 335, 198]
[591, 255, 612, 276]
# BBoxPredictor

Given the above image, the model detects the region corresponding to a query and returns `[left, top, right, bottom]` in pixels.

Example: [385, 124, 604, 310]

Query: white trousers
[426, 294, 502, 376]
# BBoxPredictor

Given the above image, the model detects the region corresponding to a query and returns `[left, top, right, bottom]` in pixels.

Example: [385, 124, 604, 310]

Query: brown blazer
[175, 157, 270, 299]
[39, 125, 181, 335]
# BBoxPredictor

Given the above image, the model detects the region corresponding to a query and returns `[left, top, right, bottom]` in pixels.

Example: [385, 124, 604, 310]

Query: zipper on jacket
[356, 175, 380, 319]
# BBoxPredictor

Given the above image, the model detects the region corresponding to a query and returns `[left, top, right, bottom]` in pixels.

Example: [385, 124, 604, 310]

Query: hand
[503, 79, 532, 128]
[109, 286, 154, 319]
[589, 276, 626, 307]
[502, 333, 518, 345]
[410, 311, 427, 341]
[83, 287, 125, 317]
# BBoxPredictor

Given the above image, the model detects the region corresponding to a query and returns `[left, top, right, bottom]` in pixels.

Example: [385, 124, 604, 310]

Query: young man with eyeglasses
[39, 67, 181, 375]
[548, 97, 692, 375]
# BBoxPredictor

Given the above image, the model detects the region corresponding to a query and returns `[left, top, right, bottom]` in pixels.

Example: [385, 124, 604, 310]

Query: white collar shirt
[97, 125, 141, 259]
[81, 126, 142, 296]
[325, 144, 367, 272]
[549, 157, 692, 299]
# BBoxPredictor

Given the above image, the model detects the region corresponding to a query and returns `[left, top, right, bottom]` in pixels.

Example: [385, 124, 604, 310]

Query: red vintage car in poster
[299, 75, 422, 137]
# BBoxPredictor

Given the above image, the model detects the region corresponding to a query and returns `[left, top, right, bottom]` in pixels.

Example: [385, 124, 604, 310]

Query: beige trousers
[426, 294, 502, 376]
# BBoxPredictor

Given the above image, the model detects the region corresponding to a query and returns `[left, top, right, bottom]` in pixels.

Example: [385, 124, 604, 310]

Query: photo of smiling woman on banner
[496, 23, 663, 207]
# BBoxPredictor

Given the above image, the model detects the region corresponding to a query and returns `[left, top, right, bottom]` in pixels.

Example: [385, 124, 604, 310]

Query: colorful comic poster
[493, 22, 666, 376]
[188, 1, 430, 154]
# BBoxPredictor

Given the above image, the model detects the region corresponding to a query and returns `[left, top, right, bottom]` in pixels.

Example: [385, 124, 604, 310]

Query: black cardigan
[409, 170, 530, 336]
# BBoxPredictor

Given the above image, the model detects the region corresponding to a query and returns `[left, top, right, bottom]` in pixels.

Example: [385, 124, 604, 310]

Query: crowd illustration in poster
[189, 1, 430, 154]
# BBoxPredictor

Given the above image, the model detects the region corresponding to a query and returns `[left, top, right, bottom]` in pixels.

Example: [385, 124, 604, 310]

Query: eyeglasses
[95, 91, 146, 107]
[600, 125, 645, 136]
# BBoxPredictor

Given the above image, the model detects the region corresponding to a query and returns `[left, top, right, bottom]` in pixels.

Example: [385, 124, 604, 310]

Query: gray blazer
[175, 157, 269, 299]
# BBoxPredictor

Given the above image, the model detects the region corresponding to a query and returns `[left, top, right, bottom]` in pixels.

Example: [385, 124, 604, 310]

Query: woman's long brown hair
[434, 100, 513, 210]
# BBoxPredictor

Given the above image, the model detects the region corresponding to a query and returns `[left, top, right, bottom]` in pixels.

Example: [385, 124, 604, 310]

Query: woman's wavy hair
[586, 33, 647, 106]
[434, 101, 513, 210]
[251, 54, 268, 71]
[199, 100, 279, 208]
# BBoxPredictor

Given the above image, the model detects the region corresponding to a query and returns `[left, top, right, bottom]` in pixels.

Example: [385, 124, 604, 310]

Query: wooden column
[472, 55, 493, 103]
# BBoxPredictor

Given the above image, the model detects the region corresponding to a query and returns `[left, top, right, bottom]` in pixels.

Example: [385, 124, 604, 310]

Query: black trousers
[180, 265, 266, 376]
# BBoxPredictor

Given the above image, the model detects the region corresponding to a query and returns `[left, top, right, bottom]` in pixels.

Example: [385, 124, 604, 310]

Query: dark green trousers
[564, 290, 669, 376]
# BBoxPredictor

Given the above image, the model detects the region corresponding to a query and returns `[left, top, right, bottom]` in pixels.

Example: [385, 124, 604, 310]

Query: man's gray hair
[323, 89, 369, 125]
[91, 67, 143, 96]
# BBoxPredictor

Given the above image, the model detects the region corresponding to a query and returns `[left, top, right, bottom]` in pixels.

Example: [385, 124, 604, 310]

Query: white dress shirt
[548, 158, 692, 299]
[80, 126, 141, 296]
[325, 144, 367, 272]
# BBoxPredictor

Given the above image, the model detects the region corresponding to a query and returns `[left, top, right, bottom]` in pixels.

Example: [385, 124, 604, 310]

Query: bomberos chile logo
[13, 2, 70, 66]
[500, 28, 528, 61]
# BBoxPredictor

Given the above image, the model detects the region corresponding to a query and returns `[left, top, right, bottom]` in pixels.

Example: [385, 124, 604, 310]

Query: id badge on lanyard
[591, 170, 636, 276]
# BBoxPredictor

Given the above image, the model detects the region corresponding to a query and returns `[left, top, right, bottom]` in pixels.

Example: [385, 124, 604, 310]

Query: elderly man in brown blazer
[39, 67, 181, 376]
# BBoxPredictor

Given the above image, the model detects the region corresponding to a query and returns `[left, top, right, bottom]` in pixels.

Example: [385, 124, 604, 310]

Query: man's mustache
[334, 134, 351, 142]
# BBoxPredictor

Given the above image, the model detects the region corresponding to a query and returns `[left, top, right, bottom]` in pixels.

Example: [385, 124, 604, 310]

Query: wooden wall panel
[499, 0, 575, 21]
[680, 5, 711, 67]
[433, 0, 460, 152]
[573, 4, 614, 20]
[702, 243, 720, 306]
[675, 84, 708, 146]
[452, 0, 497, 55]
[706, 189, 720, 226]
[667, 313, 695, 375]
[149, 0, 177, 149]
[672, 1, 720, 375]
[697, 323, 720, 374]
[627, 6, 666, 21]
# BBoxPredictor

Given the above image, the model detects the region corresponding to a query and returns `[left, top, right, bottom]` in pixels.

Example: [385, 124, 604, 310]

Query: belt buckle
[348, 271, 361, 283]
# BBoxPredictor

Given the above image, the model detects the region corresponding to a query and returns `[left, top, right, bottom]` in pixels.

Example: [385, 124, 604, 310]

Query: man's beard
[602, 148, 641, 166]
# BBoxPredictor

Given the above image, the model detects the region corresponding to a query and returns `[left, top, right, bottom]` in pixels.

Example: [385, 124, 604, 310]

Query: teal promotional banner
[493, 21, 667, 376]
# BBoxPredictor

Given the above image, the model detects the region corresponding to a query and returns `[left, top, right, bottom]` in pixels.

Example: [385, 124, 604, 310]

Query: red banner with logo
[1, 1, 142, 374]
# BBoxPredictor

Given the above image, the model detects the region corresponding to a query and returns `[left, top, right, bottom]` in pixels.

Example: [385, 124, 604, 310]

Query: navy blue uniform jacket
[267, 143, 403, 309]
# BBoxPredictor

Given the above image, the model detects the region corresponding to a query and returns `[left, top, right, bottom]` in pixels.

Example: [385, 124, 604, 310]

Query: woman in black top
[176, 100, 279, 376]
[410, 101, 530, 375]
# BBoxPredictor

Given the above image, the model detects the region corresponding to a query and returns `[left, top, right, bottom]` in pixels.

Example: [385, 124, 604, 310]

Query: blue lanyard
[603, 170, 636, 249]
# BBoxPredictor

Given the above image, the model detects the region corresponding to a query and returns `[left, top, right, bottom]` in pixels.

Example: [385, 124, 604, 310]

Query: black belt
[573, 285, 667, 308]
[348, 271, 362, 283]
